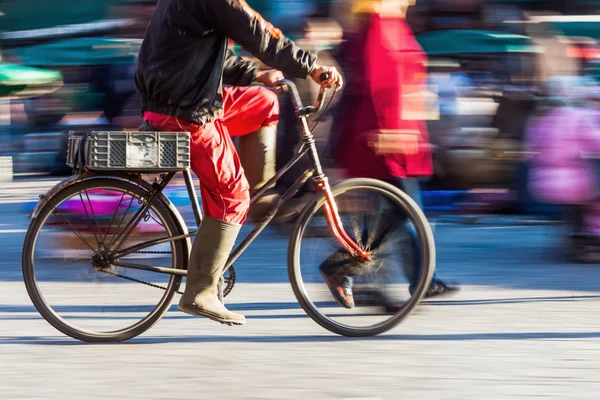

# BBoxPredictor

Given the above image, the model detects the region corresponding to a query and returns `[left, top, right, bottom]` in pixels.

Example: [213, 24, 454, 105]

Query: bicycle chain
[99, 267, 184, 295]
[99, 252, 236, 297]
[222, 265, 236, 297]
[132, 251, 173, 254]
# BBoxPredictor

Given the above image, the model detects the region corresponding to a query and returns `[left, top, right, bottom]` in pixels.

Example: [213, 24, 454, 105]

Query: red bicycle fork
[313, 177, 370, 261]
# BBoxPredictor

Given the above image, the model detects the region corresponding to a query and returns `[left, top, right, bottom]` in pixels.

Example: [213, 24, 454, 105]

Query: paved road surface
[1, 182, 600, 399]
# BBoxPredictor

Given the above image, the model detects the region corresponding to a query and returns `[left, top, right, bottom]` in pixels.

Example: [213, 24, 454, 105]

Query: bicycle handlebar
[274, 72, 331, 118]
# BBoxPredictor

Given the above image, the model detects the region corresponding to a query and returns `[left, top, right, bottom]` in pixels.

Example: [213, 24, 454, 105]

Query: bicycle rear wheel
[288, 178, 435, 337]
[22, 177, 188, 342]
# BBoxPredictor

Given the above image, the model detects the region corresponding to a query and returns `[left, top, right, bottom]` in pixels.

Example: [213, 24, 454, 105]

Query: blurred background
[2, 4, 600, 395]
[2, 0, 600, 261]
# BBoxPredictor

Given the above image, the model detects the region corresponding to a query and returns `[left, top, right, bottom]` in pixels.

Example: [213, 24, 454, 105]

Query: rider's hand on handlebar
[310, 65, 343, 91]
[254, 69, 285, 87]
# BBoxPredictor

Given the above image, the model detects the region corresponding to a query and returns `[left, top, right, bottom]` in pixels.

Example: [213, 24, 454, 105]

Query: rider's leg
[222, 86, 279, 138]
[223, 86, 278, 192]
[179, 213, 243, 323]
[143, 112, 248, 325]
[222, 86, 301, 220]
[222, 86, 280, 219]
[237, 126, 278, 193]
[184, 118, 249, 324]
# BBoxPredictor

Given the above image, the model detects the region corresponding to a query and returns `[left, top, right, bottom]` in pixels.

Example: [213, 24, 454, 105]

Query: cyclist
[134, 0, 342, 325]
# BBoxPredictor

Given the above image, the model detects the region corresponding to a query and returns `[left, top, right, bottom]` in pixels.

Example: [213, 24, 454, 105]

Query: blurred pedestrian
[321, 0, 459, 311]
[525, 76, 600, 262]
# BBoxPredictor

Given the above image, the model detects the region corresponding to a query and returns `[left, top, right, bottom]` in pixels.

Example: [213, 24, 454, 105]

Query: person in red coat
[321, 0, 459, 310]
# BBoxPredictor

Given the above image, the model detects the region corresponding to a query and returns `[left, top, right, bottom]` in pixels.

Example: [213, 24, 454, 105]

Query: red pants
[144, 86, 279, 224]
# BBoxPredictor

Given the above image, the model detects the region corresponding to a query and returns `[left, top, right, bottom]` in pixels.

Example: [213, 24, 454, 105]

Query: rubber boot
[236, 126, 279, 219]
[237, 126, 301, 222]
[237, 126, 278, 193]
[178, 216, 245, 325]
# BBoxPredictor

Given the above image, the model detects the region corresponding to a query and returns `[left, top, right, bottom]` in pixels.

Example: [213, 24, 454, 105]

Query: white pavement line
[0, 229, 27, 233]
[0, 200, 37, 205]
[462, 225, 533, 230]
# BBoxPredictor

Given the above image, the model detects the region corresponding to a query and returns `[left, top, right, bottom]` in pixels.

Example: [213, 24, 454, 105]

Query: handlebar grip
[320, 72, 330, 82]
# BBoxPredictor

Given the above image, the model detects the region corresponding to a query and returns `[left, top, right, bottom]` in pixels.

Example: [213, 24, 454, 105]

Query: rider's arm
[223, 49, 257, 86]
[202, 0, 317, 79]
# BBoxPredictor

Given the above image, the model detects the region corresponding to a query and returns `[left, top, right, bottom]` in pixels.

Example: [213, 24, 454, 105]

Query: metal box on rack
[66, 131, 190, 172]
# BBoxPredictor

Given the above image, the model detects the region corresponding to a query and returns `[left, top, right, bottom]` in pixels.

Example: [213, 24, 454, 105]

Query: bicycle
[22, 77, 436, 342]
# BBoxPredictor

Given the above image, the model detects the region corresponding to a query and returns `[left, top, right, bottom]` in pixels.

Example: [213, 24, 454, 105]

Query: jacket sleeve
[202, 0, 317, 79]
[223, 49, 257, 86]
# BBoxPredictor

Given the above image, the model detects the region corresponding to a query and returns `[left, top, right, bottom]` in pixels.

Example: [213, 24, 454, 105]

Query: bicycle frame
[111, 80, 369, 276]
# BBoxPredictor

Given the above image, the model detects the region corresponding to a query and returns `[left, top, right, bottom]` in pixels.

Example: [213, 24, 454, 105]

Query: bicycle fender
[29, 173, 192, 262]
[30, 173, 171, 220]
[30, 174, 85, 219]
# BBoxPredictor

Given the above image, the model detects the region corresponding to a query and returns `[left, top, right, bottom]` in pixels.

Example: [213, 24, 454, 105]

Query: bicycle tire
[287, 178, 436, 337]
[22, 177, 187, 342]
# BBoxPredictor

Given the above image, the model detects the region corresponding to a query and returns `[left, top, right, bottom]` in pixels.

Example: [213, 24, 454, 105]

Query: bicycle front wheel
[288, 178, 435, 337]
[22, 177, 188, 342]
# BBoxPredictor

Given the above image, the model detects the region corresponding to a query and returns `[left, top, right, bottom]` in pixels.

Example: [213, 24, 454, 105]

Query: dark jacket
[134, 0, 317, 124]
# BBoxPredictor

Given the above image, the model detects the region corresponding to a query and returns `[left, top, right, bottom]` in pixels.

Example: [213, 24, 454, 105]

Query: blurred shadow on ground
[2, 331, 600, 346]
[3, 294, 600, 316]
[3, 295, 600, 325]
